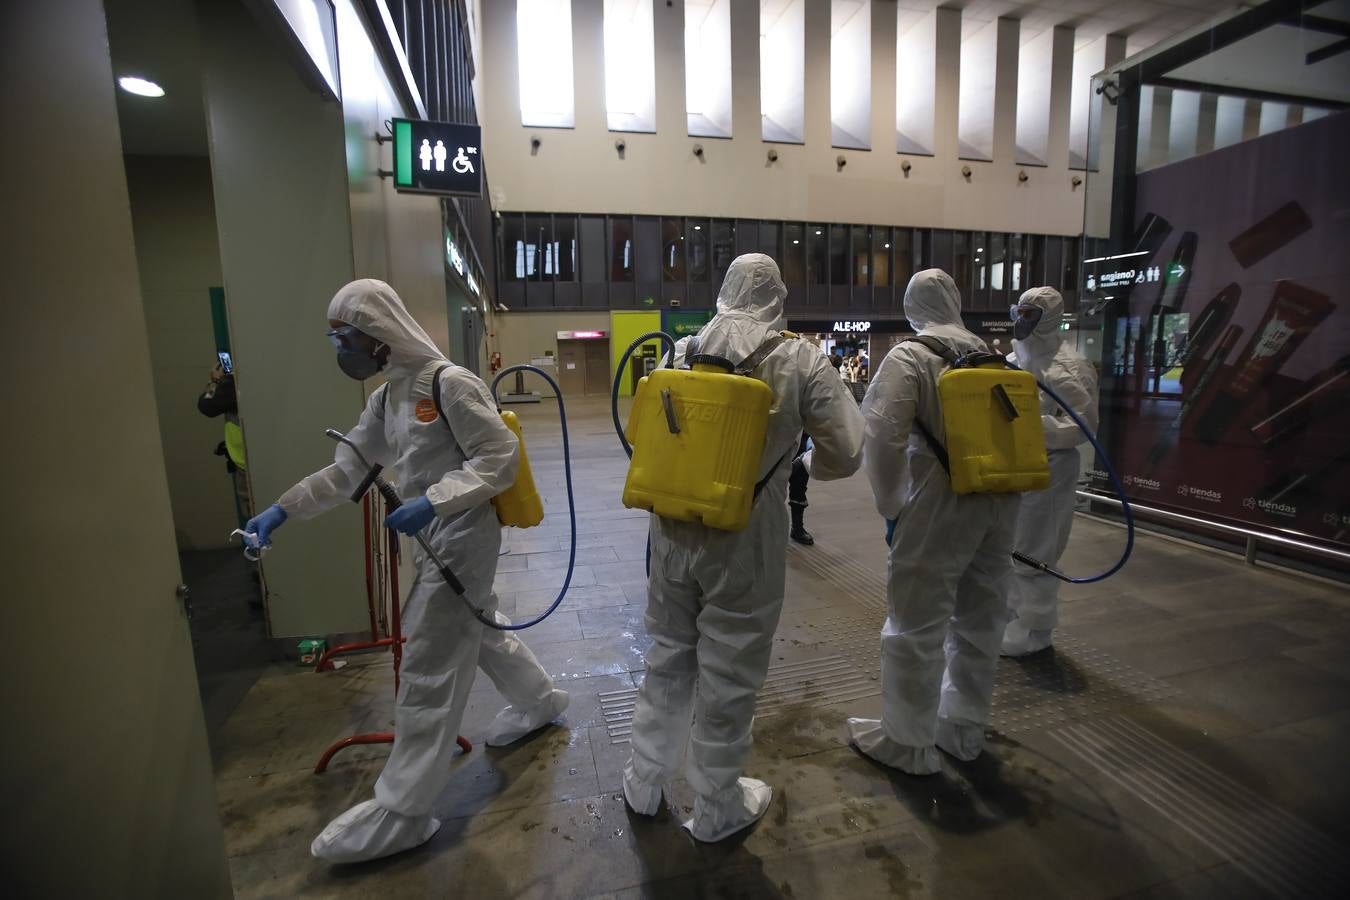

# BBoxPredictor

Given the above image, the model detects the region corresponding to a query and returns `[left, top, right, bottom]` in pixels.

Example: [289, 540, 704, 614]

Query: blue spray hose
[1016, 372, 1135, 583]
[611, 332, 678, 577]
[611, 331, 678, 459]
[477, 364, 577, 630]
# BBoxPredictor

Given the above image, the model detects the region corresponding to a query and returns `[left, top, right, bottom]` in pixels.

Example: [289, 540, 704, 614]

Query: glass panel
[1062, 237, 1080, 293]
[553, 215, 578, 281]
[830, 0, 871, 149]
[930, 229, 953, 273]
[971, 232, 987, 291]
[712, 219, 736, 286]
[760, 0, 805, 143]
[952, 231, 971, 298]
[895, 8, 934, 154]
[852, 226, 870, 286]
[502, 214, 525, 282]
[1044, 236, 1063, 290]
[1008, 233, 1024, 293]
[892, 228, 913, 288]
[609, 216, 634, 282]
[579, 215, 606, 283]
[634, 216, 661, 282]
[783, 223, 806, 284]
[687, 219, 710, 281]
[807, 224, 828, 284]
[662, 217, 686, 282]
[686, 0, 732, 137]
[517, 0, 575, 127]
[525, 214, 550, 280]
[988, 233, 1007, 291]
[871, 227, 891, 288]
[829, 224, 849, 285]
[1026, 234, 1046, 289]
[604, 0, 656, 132]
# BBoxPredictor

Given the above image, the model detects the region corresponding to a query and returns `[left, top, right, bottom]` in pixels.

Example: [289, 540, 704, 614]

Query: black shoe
[790, 526, 814, 546]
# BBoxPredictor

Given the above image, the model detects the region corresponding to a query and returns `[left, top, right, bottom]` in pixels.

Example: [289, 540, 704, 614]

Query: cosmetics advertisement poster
[1085, 110, 1349, 546]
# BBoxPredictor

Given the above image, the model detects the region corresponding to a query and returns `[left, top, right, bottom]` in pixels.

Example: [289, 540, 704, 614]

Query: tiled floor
[206, 397, 1350, 898]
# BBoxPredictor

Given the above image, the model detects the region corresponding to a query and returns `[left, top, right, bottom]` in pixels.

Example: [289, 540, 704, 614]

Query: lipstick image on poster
[1178, 284, 1241, 392]
[1193, 281, 1336, 445]
[1144, 323, 1244, 471]
[1248, 353, 1350, 447]
[1228, 200, 1312, 268]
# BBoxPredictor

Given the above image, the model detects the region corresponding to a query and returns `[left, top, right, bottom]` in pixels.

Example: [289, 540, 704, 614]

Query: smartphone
[218, 351, 233, 374]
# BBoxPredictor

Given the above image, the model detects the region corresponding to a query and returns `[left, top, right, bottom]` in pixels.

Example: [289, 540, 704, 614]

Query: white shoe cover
[935, 717, 985, 761]
[1000, 619, 1053, 657]
[621, 762, 663, 816]
[682, 777, 773, 842]
[486, 688, 570, 747]
[847, 717, 941, 775]
[310, 800, 441, 864]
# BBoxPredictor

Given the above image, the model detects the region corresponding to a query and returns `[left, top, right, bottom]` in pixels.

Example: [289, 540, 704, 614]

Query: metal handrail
[1076, 490, 1350, 566]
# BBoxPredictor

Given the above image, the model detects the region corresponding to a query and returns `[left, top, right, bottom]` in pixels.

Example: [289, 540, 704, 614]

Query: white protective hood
[903, 269, 964, 332]
[328, 278, 446, 377]
[1011, 286, 1064, 372]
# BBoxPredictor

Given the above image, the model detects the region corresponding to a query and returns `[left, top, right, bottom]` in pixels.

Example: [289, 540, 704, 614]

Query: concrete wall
[124, 155, 238, 551]
[336, 0, 452, 356]
[479, 0, 1086, 236]
[200, 0, 367, 638]
[490, 309, 612, 396]
[2, 0, 231, 893]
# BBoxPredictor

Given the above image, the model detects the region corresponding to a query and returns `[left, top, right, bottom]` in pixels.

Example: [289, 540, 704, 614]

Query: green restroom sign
[392, 118, 483, 197]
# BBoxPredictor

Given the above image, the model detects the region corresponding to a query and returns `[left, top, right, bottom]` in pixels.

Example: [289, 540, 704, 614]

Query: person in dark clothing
[789, 432, 813, 545]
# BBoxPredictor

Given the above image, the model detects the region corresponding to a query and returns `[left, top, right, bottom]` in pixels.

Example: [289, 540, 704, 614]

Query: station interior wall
[479, 2, 1098, 238]
[125, 154, 239, 551]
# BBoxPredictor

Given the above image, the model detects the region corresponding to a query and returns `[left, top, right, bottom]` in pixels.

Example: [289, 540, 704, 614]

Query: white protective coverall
[848, 269, 1020, 774]
[1002, 287, 1099, 656]
[276, 280, 568, 863]
[623, 254, 865, 841]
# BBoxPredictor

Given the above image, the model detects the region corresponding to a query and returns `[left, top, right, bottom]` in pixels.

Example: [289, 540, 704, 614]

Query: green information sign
[392, 118, 483, 197]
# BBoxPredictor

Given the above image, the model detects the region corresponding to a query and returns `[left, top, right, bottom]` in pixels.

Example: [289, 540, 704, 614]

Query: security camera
[836, 155, 847, 170]
[615, 138, 626, 158]
[767, 149, 779, 163]
[1071, 175, 1083, 188]
[1018, 169, 1029, 183]
[961, 165, 972, 180]
[900, 160, 912, 176]
[530, 136, 541, 150]
[692, 143, 704, 158]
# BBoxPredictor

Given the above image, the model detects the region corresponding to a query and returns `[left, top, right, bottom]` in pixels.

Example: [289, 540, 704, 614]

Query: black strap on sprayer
[404, 364, 578, 631]
[899, 338, 1135, 584]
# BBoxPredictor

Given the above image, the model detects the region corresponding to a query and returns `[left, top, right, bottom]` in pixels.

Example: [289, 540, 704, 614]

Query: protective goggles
[326, 324, 381, 353]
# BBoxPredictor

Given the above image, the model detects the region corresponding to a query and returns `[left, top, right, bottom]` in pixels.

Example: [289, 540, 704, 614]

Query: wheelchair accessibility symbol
[453, 146, 478, 175]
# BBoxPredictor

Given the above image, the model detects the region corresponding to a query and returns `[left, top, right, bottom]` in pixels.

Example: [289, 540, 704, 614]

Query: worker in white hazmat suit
[243, 279, 568, 863]
[1002, 287, 1099, 656]
[623, 254, 864, 841]
[848, 269, 1020, 774]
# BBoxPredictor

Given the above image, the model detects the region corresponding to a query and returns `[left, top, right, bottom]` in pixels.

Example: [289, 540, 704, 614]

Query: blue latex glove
[246, 504, 288, 546]
[884, 517, 897, 547]
[385, 495, 437, 535]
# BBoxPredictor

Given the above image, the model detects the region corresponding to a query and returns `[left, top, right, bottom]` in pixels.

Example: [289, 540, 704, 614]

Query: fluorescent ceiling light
[118, 76, 165, 98]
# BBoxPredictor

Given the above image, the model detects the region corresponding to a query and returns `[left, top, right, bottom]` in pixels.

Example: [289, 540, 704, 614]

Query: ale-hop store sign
[833, 320, 871, 333]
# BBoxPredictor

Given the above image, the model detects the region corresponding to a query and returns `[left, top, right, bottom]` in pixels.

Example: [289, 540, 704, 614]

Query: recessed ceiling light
[793, 239, 800, 244]
[884, 243, 890, 249]
[119, 76, 165, 98]
[815, 230, 822, 235]
[693, 225, 702, 230]
[976, 247, 984, 252]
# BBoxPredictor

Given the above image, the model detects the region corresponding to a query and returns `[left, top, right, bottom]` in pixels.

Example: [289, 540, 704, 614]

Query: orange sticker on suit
[415, 398, 438, 423]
